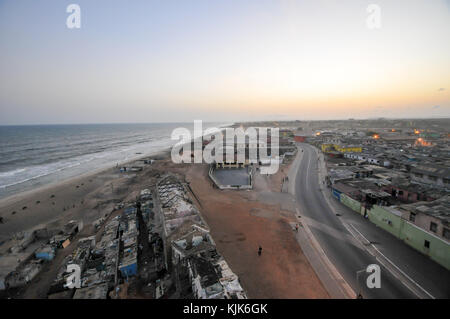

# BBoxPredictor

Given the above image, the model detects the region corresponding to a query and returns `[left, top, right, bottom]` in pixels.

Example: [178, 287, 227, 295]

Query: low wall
[331, 188, 341, 200]
[208, 165, 253, 190]
[399, 219, 450, 270]
[340, 193, 361, 214]
[335, 191, 450, 270]
[367, 205, 403, 238]
[368, 205, 450, 270]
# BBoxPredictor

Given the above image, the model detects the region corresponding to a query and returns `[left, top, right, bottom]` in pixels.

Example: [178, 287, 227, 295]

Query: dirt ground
[185, 163, 329, 298]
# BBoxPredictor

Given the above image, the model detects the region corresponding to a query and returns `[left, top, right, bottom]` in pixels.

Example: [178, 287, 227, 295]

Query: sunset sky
[0, 0, 449, 124]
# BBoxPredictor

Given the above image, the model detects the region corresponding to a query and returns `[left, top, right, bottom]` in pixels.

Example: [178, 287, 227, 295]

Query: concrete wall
[208, 166, 253, 190]
[367, 205, 450, 270]
[337, 195, 450, 270]
[368, 205, 403, 238]
[340, 193, 361, 214]
[400, 221, 450, 270]
[331, 188, 341, 200]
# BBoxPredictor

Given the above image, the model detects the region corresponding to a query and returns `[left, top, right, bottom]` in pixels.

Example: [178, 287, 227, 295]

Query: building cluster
[0, 219, 83, 293]
[44, 188, 166, 299]
[207, 127, 297, 190]
[197, 126, 297, 166]
[6, 173, 247, 299]
[157, 174, 247, 299]
[1, 169, 247, 298]
[47, 224, 115, 299]
[304, 121, 450, 270]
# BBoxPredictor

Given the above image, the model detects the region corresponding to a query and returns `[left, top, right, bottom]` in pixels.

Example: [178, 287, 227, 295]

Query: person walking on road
[295, 224, 299, 232]
[258, 246, 262, 256]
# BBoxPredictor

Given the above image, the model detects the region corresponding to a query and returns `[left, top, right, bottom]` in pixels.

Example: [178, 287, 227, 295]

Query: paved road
[293, 143, 450, 299]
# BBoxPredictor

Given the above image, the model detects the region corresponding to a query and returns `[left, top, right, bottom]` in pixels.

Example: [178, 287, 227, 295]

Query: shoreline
[0, 147, 172, 208]
[0, 122, 232, 202]
[0, 124, 230, 241]
[0, 148, 172, 241]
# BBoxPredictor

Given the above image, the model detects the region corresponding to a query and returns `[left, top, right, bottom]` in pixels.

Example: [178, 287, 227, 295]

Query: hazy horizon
[0, 116, 450, 127]
[1, 0, 449, 125]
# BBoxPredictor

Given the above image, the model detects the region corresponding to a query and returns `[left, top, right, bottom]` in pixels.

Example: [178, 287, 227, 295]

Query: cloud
[438, 87, 445, 91]
[432, 105, 440, 109]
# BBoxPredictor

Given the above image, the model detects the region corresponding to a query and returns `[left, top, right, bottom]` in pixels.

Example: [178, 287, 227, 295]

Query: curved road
[293, 143, 450, 299]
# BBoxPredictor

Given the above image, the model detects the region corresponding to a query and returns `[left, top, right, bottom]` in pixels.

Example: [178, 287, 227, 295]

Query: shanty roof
[172, 229, 215, 257]
[190, 256, 221, 289]
[411, 164, 450, 178]
[400, 195, 450, 225]
[73, 282, 108, 299]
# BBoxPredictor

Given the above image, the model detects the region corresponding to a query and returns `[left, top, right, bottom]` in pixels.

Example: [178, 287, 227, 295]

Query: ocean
[0, 122, 228, 200]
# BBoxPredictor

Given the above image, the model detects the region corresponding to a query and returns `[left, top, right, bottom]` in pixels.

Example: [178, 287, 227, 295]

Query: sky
[0, 0, 449, 125]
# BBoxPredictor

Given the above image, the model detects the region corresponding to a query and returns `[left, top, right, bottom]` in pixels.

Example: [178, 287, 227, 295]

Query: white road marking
[309, 144, 435, 299]
[295, 207, 356, 299]
[305, 150, 311, 183]
[348, 223, 435, 299]
[292, 148, 356, 299]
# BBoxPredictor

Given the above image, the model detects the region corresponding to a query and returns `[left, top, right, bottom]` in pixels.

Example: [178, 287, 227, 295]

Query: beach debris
[35, 245, 56, 261]
[93, 217, 106, 230]
[22, 206, 27, 210]
[11, 231, 35, 251]
[50, 194, 55, 198]
[11, 211, 16, 215]
[34, 228, 50, 240]
[114, 203, 124, 210]
[36, 200, 40, 204]
[62, 239, 71, 249]
[4, 258, 43, 289]
[0, 217, 4, 224]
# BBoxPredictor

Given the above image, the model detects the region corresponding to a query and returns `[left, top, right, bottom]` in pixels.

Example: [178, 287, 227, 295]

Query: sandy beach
[0, 150, 171, 242]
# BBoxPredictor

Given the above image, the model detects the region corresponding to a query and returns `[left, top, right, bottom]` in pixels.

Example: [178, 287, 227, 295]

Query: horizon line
[0, 116, 449, 126]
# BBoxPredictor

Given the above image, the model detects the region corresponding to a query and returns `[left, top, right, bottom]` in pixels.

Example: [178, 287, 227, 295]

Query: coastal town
[0, 118, 449, 299]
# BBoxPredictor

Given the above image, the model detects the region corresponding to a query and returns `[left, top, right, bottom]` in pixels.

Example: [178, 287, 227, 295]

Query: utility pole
[356, 269, 366, 299]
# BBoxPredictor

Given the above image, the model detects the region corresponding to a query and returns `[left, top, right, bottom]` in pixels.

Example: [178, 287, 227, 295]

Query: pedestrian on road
[295, 224, 299, 232]
[258, 246, 262, 256]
